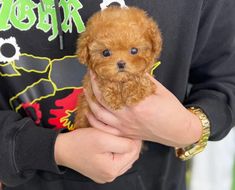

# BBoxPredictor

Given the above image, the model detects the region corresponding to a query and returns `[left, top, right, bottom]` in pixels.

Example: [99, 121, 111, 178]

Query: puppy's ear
[76, 32, 90, 65]
[148, 20, 163, 60]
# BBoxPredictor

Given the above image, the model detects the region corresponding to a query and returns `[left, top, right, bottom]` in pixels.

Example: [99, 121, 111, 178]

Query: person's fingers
[74, 127, 132, 154]
[118, 163, 133, 176]
[85, 90, 120, 126]
[114, 140, 141, 174]
[0, 182, 2, 190]
[86, 113, 122, 136]
[102, 135, 137, 154]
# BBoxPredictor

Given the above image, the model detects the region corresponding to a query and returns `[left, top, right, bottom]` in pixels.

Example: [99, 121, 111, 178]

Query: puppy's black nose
[117, 60, 126, 70]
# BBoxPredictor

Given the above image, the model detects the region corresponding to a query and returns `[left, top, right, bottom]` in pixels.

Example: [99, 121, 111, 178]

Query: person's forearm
[0, 110, 61, 187]
[186, 0, 235, 140]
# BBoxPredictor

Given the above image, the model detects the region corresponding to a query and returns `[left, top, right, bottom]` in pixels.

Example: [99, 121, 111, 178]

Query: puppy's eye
[102, 49, 111, 57]
[130, 47, 138, 55]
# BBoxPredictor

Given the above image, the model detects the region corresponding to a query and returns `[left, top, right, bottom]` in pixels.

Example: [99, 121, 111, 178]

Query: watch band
[175, 107, 211, 161]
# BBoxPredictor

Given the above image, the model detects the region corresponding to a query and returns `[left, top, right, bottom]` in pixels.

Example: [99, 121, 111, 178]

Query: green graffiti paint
[0, 0, 85, 41]
[36, 0, 59, 41]
[11, 0, 37, 31]
[60, 0, 85, 34]
[0, 0, 13, 31]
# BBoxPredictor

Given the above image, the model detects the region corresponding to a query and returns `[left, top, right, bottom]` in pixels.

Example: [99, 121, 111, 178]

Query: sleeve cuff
[14, 119, 63, 174]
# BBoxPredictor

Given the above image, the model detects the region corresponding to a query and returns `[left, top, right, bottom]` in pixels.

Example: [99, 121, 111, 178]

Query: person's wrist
[175, 109, 203, 147]
[175, 107, 210, 161]
[187, 110, 203, 144]
[54, 133, 66, 166]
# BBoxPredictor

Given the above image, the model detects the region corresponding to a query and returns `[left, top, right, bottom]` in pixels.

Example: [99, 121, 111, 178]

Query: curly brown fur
[75, 6, 162, 128]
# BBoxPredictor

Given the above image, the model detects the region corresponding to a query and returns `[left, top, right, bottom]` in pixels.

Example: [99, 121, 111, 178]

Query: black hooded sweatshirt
[0, 0, 235, 190]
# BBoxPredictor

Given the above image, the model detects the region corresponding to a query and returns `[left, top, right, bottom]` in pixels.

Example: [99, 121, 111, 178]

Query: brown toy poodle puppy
[75, 6, 162, 128]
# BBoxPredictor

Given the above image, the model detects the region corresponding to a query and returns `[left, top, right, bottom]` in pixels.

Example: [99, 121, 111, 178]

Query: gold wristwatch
[175, 107, 210, 161]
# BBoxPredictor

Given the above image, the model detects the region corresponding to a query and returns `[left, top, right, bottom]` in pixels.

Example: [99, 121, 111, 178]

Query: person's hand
[0, 182, 2, 190]
[54, 128, 141, 183]
[85, 72, 203, 148]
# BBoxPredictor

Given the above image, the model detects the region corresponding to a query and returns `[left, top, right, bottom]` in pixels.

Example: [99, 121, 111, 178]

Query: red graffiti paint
[48, 88, 83, 129]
